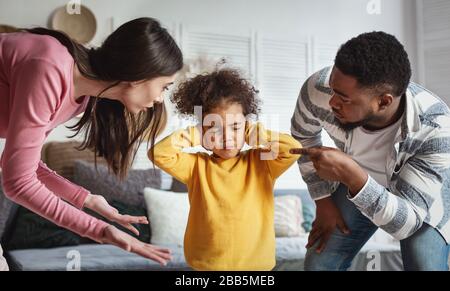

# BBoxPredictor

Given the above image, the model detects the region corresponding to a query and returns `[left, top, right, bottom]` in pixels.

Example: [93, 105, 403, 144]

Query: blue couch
[0, 141, 402, 271]
[2, 188, 402, 271]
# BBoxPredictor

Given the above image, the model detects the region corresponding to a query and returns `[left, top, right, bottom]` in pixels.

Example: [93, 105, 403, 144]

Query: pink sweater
[0, 32, 108, 241]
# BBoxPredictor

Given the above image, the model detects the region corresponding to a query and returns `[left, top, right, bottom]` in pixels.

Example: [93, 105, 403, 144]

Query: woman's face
[119, 74, 177, 114]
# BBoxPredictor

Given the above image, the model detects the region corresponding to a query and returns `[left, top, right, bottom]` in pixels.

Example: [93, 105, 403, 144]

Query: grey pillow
[170, 178, 188, 193]
[73, 161, 161, 207]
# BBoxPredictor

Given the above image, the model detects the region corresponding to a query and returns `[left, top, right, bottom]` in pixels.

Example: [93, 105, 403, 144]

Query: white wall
[0, 0, 419, 75]
[416, 0, 450, 105]
[0, 0, 419, 188]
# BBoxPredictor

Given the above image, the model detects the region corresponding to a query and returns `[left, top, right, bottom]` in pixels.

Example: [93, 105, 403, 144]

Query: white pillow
[143, 187, 190, 247]
[274, 195, 305, 237]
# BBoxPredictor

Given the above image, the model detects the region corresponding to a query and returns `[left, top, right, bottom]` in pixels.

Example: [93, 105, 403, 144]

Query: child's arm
[148, 126, 201, 184]
[246, 122, 302, 179]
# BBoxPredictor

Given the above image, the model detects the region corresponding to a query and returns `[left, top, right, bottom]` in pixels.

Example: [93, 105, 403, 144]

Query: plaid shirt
[291, 67, 450, 242]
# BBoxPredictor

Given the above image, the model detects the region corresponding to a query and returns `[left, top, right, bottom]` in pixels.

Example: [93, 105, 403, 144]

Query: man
[290, 31, 450, 271]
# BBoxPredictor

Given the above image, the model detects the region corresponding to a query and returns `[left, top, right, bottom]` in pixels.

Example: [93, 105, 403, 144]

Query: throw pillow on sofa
[73, 160, 161, 207]
[4, 200, 151, 250]
[41, 141, 107, 182]
[4, 206, 82, 250]
[143, 187, 189, 247]
[274, 195, 305, 237]
[82, 199, 151, 244]
[274, 189, 316, 233]
[170, 177, 188, 193]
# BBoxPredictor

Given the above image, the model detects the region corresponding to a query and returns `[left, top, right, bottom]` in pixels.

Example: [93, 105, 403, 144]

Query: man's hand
[290, 147, 368, 196]
[308, 197, 350, 253]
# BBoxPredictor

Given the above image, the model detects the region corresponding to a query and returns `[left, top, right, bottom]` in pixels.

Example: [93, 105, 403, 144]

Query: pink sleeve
[36, 161, 90, 209]
[1, 59, 108, 242]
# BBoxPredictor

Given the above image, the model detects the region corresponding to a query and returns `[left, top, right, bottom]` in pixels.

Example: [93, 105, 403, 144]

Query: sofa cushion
[143, 188, 189, 247]
[3, 200, 151, 251]
[3, 206, 82, 250]
[274, 195, 305, 237]
[170, 177, 188, 192]
[41, 141, 107, 182]
[83, 200, 151, 244]
[73, 160, 161, 207]
[6, 244, 191, 271]
[274, 189, 316, 233]
[5, 238, 404, 271]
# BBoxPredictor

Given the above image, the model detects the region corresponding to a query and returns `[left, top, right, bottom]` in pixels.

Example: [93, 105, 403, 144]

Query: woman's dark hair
[335, 31, 411, 97]
[26, 18, 183, 179]
[171, 68, 260, 118]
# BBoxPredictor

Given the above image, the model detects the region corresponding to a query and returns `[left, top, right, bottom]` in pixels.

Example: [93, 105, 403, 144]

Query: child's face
[202, 102, 246, 159]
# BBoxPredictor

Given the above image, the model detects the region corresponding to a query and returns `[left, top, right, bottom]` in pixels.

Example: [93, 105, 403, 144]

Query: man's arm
[293, 128, 450, 241]
[291, 75, 338, 200]
[348, 137, 450, 240]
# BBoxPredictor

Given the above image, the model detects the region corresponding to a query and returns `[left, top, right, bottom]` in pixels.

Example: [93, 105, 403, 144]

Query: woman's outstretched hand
[101, 225, 172, 266]
[84, 194, 172, 265]
[84, 194, 148, 236]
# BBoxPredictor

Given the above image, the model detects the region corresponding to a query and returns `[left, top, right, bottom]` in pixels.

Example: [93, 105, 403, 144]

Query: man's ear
[377, 94, 394, 111]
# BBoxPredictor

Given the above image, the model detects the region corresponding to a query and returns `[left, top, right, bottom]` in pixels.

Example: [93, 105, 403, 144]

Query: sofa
[0, 141, 403, 271]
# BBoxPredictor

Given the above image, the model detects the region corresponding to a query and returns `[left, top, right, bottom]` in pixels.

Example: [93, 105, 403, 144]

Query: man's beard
[336, 112, 378, 131]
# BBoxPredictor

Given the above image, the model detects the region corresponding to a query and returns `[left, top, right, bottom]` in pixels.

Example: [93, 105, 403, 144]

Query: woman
[0, 17, 183, 271]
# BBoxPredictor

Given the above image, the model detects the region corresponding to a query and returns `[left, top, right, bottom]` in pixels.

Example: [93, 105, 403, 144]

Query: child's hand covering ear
[185, 125, 202, 147]
[167, 126, 202, 150]
[245, 122, 270, 151]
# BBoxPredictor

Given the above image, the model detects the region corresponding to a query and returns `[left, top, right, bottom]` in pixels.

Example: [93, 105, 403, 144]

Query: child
[148, 68, 302, 271]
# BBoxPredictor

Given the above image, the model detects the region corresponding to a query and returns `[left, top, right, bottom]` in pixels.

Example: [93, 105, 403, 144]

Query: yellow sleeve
[148, 126, 201, 184]
[246, 122, 302, 179]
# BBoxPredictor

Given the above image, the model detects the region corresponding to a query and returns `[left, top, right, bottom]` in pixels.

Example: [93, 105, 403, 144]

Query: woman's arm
[34, 161, 149, 235]
[246, 122, 302, 179]
[148, 126, 201, 184]
[1, 59, 108, 241]
[1, 59, 172, 265]
[36, 161, 90, 209]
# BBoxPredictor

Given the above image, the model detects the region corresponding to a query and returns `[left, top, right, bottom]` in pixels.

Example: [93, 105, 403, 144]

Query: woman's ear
[129, 81, 139, 87]
[130, 80, 147, 87]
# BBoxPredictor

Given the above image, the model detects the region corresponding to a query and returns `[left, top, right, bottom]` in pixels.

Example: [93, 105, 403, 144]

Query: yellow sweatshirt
[149, 123, 301, 271]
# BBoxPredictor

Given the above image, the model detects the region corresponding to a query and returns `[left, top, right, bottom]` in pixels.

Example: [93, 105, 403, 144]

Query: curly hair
[171, 68, 260, 118]
[335, 31, 412, 97]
